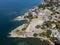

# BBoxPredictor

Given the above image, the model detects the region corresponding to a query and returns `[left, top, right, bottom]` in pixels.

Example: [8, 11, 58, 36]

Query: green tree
[35, 25, 41, 29]
[39, 32, 46, 37]
[46, 30, 52, 38]
[33, 33, 38, 37]
[50, 37, 56, 42]
[16, 30, 19, 32]
[24, 16, 29, 18]
[45, 21, 52, 27]
[55, 22, 60, 29]
[22, 27, 26, 31]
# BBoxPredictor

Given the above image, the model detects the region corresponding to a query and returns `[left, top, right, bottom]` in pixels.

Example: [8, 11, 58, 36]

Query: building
[50, 29, 60, 38]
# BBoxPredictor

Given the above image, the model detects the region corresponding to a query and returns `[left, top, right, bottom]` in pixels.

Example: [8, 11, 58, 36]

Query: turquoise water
[0, 0, 42, 45]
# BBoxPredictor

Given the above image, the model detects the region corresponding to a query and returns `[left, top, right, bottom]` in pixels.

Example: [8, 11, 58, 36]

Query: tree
[24, 15, 29, 18]
[33, 33, 38, 37]
[45, 21, 52, 27]
[46, 30, 52, 38]
[22, 27, 26, 31]
[55, 22, 60, 29]
[47, 21, 51, 24]
[33, 16, 38, 18]
[16, 30, 19, 32]
[35, 25, 41, 29]
[50, 37, 56, 42]
[39, 32, 46, 37]
[39, 30, 51, 38]
[28, 12, 33, 19]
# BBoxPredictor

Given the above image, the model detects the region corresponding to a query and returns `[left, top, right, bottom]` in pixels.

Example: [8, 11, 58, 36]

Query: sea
[0, 0, 43, 45]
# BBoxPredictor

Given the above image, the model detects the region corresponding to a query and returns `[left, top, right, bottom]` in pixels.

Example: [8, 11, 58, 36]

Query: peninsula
[9, 0, 60, 45]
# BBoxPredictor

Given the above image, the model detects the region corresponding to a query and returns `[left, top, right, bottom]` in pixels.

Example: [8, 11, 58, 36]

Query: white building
[50, 29, 60, 38]
[32, 12, 37, 17]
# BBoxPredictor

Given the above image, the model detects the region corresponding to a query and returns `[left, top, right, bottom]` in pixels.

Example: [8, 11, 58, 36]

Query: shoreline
[9, 9, 54, 45]
[9, 4, 54, 45]
[8, 1, 60, 45]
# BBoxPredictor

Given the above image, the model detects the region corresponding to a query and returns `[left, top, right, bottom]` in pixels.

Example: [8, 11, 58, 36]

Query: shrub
[22, 27, 26, 31]
[45, 21, 52, 27]
[45, 30, 52, 38]
[39, 32, 46, 37]
[39, 30, 51, 38]
[33, 16, 38, 18]
[33, 33, 38, 37]
[55, 22, 60, 29]
[50, 37, 56, 42]
[35, 25, 41, 29]
[46, 21, 52, 25]
[24, 16, 29, 18]
[16, 30, 19, 32]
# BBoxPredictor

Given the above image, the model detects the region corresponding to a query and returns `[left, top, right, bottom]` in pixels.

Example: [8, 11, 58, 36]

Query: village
[9, 0, 60, 45]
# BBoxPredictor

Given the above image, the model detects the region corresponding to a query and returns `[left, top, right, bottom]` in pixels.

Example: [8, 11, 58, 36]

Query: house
[55, 7, 60, 14]
[51, 24, 56, 28]
[32, 12, 37, 17]
[50, 29, 60, 38]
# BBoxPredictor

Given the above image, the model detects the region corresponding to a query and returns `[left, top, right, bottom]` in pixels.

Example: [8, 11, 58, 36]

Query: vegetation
[38, 3, 52, 9]
[33, 16, 38, 18]
[45, 21, 60, 29]
[28, 12, 33, 19]
[45, 21, 52, 27]
[43, 40, 52, 45]
[38, 4, 46, 9]
[39, 29, 56, 42]
[44, 21, 60, 29]
[16, 30, 20, 32]
[24, 15, 29, 18]
[22, 27, 26, 31]
[50, 37, 57, 42]
[33, 33, 38, 37]
[15, 30, 24, 35]
[46, 30, 52, 38]
[55, 12, 60, 14]
[41, 25, 46, 29]
[46, 21, 52, 25]
[24, 12, 33, 21]
[51, 12, 56, 15]
[39, 30, 51, 38]
[54, 22, 60, 29]
[35, 25, 41, 29]
[45, 3, 52, 7]
[56, 4, 60, 7]
[39, 32, 46, 37]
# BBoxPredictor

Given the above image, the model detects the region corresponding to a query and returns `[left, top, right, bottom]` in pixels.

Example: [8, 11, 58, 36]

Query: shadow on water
[25, 38, 51, 45]
[0, 0, 42, 45]
[1, 37, 52, 45]
[0, 20, 27, 45]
